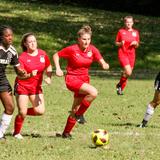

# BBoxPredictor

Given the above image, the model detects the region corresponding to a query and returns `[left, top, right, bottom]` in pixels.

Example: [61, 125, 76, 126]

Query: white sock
[0, 113, 13, 138]
[144, 104, 154, 122]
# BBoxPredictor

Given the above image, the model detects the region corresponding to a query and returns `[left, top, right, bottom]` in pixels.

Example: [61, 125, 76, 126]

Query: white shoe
[14, 133, 24, 139]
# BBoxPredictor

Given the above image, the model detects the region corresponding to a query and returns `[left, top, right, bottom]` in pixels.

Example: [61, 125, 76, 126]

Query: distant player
[115, 16, 140, 95]
[0, 25, 26, 139]
[138, 72, 160, 128]
[13, 33, 52, 139]
[53, 25, 109, 138]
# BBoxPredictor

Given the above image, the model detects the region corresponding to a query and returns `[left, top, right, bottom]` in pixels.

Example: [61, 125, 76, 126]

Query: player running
[0, 25, 26, 139]
[13, 33, 52, 139]
[115, 16, 140, 95]
[138, 72, 160, 128]
[53, 25, 109, 138]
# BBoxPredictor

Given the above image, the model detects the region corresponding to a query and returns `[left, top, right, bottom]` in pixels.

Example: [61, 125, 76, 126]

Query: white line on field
[110, 131, 160, 137]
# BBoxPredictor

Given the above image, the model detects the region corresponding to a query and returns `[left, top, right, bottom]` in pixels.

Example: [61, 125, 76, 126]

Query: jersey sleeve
[115, 30, 121, 42]
[10, 52, 20, 66]
[44, 53, 51, 68]
[136, 30, 140, 43]
[92, 46, 102, 61]
[57, 46, 70, 59]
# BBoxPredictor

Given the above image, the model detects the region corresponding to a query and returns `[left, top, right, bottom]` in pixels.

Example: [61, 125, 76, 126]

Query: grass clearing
[0, 73, 160, 160]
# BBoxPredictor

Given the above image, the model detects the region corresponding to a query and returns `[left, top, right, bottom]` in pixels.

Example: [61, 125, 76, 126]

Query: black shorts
[0, 79, 12, 93]
[154, 72, 160, 91]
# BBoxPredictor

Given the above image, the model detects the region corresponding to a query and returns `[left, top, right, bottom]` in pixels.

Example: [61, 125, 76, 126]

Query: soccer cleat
[14, 133, 24, 139]
[137, 119, 148, 128]
[75, 115, 87, 124]
[62, 133, 72, 139]
[116, 84, 123, 95]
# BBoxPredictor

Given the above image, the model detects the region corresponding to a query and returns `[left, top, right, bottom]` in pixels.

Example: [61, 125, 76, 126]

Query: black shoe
[116, 84, 123, 95]
[75, 115, 87, 124]
[137, 120, 148, 128]
[62, 133, 72, 139]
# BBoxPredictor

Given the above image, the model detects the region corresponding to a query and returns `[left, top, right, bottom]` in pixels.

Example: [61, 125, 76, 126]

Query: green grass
[1, 73, 160, 160]
[0, 1, 160, 159]
[0, 0, 160, 70]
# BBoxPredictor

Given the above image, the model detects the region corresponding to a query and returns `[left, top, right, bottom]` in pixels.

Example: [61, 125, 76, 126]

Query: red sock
[75, 99, 91, 116]
[63, 116, 76, 134]
[27, 108, 36, 116]
[13, 115, 24, 135]
[119, 76, 128, 91]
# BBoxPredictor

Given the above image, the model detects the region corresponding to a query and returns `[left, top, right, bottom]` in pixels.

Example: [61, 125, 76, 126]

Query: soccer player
[115, 16, 140, 95]
[138, 72, 160, 128]
[0, 25, 26, 139]
[13, 33, 52, 139]
[53, 25, 109, 138]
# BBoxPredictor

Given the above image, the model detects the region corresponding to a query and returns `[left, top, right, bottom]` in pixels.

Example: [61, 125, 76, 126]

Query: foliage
[0, 0, 159, 70]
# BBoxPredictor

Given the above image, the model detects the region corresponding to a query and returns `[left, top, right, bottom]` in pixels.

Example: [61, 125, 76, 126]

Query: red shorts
[14, 83, 42, 95]
[118, 51, 135, 68]
[65, 75, 90, 97]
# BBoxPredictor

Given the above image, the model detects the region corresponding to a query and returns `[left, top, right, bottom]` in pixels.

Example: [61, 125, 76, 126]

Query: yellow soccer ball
[91, 129, 109, 146]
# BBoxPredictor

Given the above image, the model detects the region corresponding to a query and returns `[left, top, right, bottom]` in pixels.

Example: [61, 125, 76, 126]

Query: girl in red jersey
[13, 33, 52, 139]
[53, 25, 109, 138]
[115, 16, 140, 95]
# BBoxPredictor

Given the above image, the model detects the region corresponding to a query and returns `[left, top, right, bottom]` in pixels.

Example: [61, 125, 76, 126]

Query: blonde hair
[77, 25, 92, 37]
[124, 16, 134, 22]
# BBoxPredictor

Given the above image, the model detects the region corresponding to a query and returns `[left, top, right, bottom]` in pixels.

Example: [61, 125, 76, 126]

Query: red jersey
[15, 49, 51, 88]
[58, 44, 102, 75]
[116, 28, 140, 54]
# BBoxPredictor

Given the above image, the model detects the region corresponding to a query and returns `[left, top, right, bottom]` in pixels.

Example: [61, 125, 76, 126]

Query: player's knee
[35, 106, 45, 115]
[90, 88, 98, 99]
[125, 70, 132, 76]
[5, 104, 15, 115]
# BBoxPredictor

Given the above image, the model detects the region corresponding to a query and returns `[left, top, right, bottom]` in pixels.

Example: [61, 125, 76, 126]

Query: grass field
[0, 73, 160, 160]
[0, 0, 160, 159]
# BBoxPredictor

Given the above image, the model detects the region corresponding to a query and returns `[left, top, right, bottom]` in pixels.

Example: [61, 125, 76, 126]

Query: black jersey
[154, 72, 160, 91]
[0, 45, 19, 92]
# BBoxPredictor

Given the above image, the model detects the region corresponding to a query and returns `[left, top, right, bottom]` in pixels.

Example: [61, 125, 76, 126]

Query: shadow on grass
[0, 0, 159, 71]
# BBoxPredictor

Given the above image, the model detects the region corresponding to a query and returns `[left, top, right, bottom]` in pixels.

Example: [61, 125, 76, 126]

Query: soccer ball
[91, 129, 109, 146]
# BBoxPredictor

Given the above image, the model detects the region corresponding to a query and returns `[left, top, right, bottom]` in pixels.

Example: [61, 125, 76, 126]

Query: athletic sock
[143, 103, 154, 122]
[13, 115, 24, 135]
[118, 76, 128, 90]
[0, 113, 13, 138]
[63, 116, 76, 134]
[75, 99, 91, 116]
[27, 108, 36, 116]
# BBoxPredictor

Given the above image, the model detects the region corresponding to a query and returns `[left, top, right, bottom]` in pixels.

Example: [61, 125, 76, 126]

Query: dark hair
[0, 25, 13, 43]
[77, 25, 92, 37]
[21, 32, 35, 51]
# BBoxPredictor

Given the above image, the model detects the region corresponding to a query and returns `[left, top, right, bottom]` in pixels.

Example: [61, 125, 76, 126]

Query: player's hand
[102, 62, 109, 70]
[56, 68, 64, 77]
[31, 70, 38, 76]
[121, 40, 125, 46]
[44, 77, 51, 85]
[130, 41, 138, 46]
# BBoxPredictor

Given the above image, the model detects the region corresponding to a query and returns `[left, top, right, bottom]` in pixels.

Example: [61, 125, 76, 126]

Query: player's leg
[13, 95, 28, 139]
[75, 83, 98, 122]
[139, 90, 160, 128]
[27, 94, 45, 116]
[62, 97, 83, 138]
[117, 53, 135, 95]
[138, 72, 160, 128]
[0, 91, 14, 139]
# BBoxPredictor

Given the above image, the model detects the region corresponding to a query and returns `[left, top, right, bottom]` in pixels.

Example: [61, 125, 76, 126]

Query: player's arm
[44, 65, 52, 85]
[53, 52, 64, 77]
[98, 58, 109, 70]
[115, 40, 125, 47]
